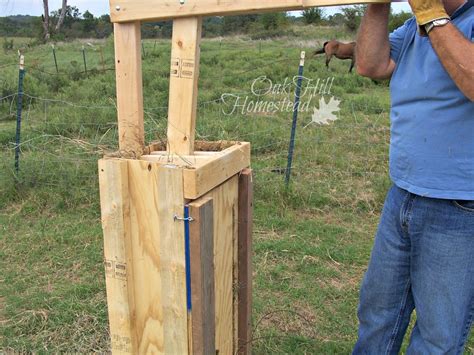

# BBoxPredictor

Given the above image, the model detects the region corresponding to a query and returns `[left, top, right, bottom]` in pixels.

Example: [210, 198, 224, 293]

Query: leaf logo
[305, 96, 341, 127]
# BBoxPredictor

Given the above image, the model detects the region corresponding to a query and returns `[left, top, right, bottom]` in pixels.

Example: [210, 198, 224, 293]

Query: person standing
[353, 0, 474, 353]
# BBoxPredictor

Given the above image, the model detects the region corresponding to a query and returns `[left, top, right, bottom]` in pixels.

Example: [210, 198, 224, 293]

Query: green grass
[1, 27, 473, 353]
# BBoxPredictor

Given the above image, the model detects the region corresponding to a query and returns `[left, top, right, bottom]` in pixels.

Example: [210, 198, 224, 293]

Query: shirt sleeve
[389, 18, 414, 63]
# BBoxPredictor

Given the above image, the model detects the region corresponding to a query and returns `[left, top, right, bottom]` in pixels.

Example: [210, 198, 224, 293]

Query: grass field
[1, 24, 473, 353]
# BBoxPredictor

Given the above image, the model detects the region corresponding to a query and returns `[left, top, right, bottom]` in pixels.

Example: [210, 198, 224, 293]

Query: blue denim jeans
[353, 185, 474, 354]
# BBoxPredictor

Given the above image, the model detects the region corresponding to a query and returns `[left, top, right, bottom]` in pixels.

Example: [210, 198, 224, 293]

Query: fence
[0, 38, 392, 352]
[0, 41, 388, 207]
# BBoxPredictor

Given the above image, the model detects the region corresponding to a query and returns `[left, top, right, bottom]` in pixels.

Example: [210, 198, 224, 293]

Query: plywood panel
[110, 0, 392, 23]
[98, 159, 136, 353]
[127, 161, 187, 354]
[203, 176, 239, 355]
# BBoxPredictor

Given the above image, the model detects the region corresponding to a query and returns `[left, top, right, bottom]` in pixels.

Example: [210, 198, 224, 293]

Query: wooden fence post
[113, 22, 145, 157]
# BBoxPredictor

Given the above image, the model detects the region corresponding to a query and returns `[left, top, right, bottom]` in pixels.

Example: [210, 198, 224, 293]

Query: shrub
[260, 12, 288, 30]
[389, 11, 413, 32]
[2, 38, 14, 52]
[302, 8, 325, 25]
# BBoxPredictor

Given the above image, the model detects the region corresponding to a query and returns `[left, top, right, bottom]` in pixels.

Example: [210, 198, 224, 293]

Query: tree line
[0, 5, 412, 42]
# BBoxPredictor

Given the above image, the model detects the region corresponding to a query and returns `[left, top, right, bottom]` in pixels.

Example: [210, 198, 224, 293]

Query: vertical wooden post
[167, 17, 202, 155]
[189, 198, 216, 355]
[237, 169, 253, 355]
[114, 22, 145, 157]
[98, 159, 137, 353]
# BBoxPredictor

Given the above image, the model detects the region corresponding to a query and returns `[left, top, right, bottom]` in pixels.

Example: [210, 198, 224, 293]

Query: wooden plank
[188, 198, 216, 355]
[158, 164, 188, 355]
[237, 169, 253, 355]
[127, 161, 187, 354]
[143, 140, 240, 155]
[167, 17, 202, 155]
[98, 159, 136, 354]
[203, 176, 239, 355]
[233, 188, 239, 355]
[114, 22, 144, 157]
[110, 0, 392, 23]
[140, 142, 251, 200]
[184, 142, 250, 199]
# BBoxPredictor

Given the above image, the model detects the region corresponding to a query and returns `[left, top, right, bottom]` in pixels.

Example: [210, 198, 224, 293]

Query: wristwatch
[424, 18, 451, 34]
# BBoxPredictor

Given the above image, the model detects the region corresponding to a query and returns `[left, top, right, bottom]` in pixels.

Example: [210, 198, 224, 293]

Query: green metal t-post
[285, 51, 306, 186]
[15, 55, 25, 175]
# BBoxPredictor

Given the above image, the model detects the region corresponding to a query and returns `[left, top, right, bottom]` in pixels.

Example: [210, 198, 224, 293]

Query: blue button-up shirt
[388, 1, 474, 199]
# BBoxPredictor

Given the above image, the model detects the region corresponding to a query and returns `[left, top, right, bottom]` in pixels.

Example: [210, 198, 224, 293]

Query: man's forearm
[356, 4, 394, 79]
[429, 23, 474, 101]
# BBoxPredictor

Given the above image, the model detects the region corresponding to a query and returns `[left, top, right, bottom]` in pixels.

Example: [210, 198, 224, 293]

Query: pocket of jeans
[452, 200, 474, 213]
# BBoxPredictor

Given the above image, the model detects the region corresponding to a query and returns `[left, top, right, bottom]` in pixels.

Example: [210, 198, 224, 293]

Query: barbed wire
[1, 41, 391, 203]
[0, 92, 390, 143]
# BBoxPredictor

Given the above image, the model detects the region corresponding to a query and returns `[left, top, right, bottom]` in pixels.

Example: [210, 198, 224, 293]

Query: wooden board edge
[109, 0, 392, 23]
[189, 197, 216, 355]
[237, 168, 253, 355]
[184, 142, 251, 199]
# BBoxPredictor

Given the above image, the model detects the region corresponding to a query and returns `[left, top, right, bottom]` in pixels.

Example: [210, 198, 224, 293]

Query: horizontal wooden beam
[110, 0, 394, 23]
[140, 141, 251, 199]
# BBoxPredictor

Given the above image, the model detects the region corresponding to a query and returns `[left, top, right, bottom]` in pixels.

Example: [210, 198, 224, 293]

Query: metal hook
[174, 214, 194, 222]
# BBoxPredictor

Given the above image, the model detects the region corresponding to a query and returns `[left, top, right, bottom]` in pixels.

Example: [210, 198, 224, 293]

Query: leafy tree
[341, 5, 365, 32]
[82, 10, 96, 33]
[302, 8, 325, 25]
[99, 15, 111, 23]
[327, 13, 345, 26]
[55, 0, 67, 32]
[222, 15, 259, 34]
[53, 5, 81, 28]
[95, 15, 112, 38]
[0, 17, 16, 34]
[389, 10, 412, 32]
[260, 12, 287, 30]
[202, 17, 224, 37]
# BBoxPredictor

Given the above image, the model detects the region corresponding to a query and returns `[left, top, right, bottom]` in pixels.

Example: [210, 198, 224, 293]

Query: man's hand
[408, 0, 449, 34]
